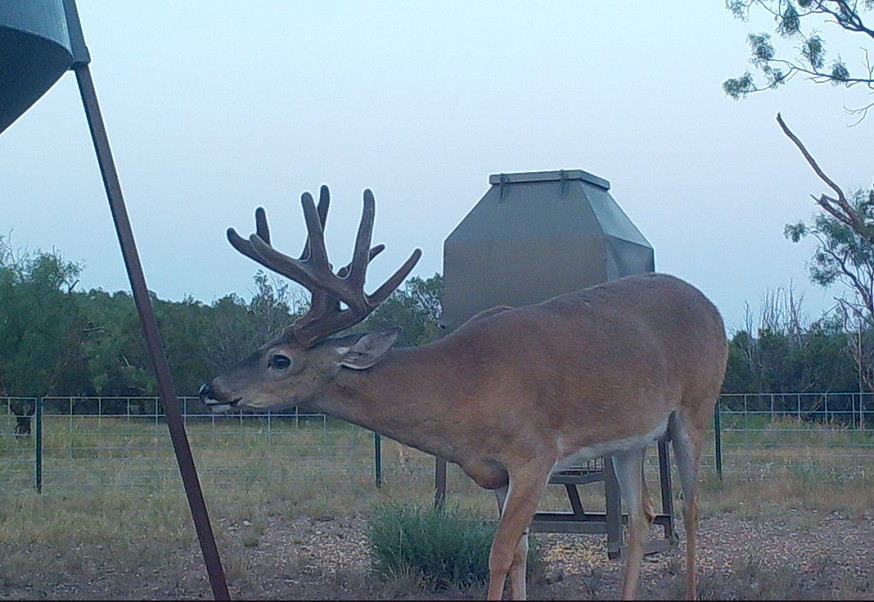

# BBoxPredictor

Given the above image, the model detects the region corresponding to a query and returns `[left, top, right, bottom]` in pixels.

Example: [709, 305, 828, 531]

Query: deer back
[316, 272, 728, 463]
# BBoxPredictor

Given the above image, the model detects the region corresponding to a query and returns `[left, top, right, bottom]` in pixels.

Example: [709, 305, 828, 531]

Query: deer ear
[336, 328, 401, 370]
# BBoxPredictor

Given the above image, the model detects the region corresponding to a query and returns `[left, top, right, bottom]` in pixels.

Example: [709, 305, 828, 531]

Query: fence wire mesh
[1, 397, 37, 493]
[716, 392, 874, 479]
[2, 397, 389, 493]
[2, 393, 873, 494]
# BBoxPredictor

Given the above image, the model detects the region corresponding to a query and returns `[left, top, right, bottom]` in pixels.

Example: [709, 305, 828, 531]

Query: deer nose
[198, 383, 213, 402]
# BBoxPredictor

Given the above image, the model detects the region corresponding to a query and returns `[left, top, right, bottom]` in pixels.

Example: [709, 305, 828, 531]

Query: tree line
[1, 236, 871, 408]
[0, 236, 443, 403]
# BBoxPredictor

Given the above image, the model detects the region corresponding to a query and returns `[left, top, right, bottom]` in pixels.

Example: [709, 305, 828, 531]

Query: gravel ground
[236, 509, 874, 600]
[2, 509, 872, 600]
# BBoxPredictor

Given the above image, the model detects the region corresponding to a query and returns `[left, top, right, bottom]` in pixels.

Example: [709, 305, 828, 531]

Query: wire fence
[2, 393, 873, 495]
[1, 397, 384, 494]
[715, 392, 874, 479]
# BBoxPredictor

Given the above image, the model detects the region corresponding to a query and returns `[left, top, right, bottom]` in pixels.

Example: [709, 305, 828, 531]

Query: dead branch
[775, 112, 870, 241]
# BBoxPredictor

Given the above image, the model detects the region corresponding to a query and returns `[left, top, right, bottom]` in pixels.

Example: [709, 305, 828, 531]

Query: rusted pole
[72, 62, 230, 601]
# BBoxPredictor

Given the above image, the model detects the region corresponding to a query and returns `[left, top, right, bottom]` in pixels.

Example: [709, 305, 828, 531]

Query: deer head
[199, 185, 421, 412]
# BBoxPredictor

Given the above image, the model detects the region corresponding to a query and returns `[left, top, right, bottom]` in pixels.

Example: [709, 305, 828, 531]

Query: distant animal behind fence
[7, 398, 35, 436]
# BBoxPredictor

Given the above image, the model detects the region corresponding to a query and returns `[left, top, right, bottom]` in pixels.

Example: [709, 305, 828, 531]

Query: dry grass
[1, 417, 873, 599]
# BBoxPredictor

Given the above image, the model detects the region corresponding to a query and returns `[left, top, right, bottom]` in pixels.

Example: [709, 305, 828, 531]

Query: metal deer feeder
[442, 169, 676, 558]
[0, 1, 229, 597]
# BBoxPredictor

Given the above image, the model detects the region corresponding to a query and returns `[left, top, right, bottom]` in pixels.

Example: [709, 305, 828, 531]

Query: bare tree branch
[821, 1, 874, 40]
[775, 112, 873, 241]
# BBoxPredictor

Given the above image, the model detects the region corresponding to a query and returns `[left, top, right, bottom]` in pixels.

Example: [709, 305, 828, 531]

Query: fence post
[374, 433, 382, 489]
[714, 397, 722, 480]
[34, 397, 43, 494]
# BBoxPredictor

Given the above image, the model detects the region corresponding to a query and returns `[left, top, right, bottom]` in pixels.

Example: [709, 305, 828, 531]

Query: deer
[9, 398, 35, 436]
[199, 185, 729, 600]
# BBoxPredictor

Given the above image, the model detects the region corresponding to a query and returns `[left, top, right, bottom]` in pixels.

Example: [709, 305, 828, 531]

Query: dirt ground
[1, 509, 872, 600]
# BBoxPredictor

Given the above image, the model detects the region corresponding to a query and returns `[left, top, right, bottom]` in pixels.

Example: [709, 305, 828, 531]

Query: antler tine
[345, 189, 376, 293]
[301, 186, 385, 277]
[299, 191, 330, 271]
[227, 207, 271, 264]
[255, 207, 270, 244]
[299, 185, 330, 262]
[366, 247, 423, 306]
[296, 186, 336, 334]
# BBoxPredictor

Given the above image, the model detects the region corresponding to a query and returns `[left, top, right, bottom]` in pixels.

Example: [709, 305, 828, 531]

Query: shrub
[366, 501, 540, 591]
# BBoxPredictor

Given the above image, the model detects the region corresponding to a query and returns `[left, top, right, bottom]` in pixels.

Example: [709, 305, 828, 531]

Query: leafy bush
[366, 501, 540, 591]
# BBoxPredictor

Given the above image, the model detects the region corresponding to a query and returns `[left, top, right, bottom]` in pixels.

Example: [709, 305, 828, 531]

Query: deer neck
[319, 343, 463, 461]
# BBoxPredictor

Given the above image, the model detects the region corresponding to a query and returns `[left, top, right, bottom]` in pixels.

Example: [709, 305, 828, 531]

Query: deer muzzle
[198, 382, 240, 413]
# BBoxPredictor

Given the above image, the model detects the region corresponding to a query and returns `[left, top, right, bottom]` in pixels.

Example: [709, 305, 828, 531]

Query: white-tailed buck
[199, 185, 728, 600]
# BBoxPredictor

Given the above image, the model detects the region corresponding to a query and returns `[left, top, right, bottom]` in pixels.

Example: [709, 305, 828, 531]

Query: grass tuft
[366, 501, 540, 592]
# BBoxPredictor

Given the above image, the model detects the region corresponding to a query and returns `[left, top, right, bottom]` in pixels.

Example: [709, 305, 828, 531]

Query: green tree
[247, 270, 298, 341]
[76, 288, 153, 397]
[362, 274, 443, 346]
[0, 237, 83, 396]
[784, 188, 874, 319]
[202, 292, 259, 374]
[0, 231, 445, 402]
[724, 0, 874, 121]
[154, 295, 214, 396]
[726, 2, 874, 391]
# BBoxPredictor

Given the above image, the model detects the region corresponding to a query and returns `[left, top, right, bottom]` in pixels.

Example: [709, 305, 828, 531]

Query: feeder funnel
[0, 0, 89, 135]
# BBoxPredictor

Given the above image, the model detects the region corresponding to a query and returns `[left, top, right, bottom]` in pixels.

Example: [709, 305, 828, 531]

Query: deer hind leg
[641, 466, 656, 527]
[488, 470, 550, 600]
[611, 447, 650, 601]
[670, 410, 703, 601]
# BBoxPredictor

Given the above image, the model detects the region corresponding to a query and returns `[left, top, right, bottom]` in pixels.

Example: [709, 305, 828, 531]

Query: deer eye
[268, 354, 292, 370]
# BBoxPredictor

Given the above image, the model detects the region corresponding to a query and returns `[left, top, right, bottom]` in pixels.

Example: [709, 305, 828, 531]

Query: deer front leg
[611, 448, 650, 601]
[487, 468, 550, 600]
[494, 486, 530, 600]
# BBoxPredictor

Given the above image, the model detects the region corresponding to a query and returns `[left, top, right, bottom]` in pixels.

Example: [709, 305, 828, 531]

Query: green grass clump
[366, 502, 540, 592]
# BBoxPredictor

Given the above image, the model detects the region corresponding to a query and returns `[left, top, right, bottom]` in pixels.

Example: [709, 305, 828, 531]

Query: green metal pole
[714, 397, 723, 480]
[35, 397, 42, 494]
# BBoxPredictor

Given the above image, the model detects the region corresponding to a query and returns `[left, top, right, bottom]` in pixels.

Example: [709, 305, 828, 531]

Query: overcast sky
[1, 1, 871, 333]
